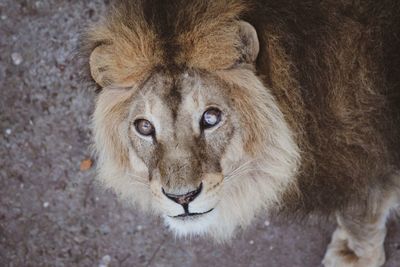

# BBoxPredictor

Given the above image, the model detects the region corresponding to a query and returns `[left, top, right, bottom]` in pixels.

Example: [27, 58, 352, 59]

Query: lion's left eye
[201, 108, 222, 129]
[134, 119, 155, 136]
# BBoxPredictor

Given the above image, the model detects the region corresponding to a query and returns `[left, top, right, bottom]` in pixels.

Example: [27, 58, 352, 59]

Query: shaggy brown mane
[82, 0, 400, 215]
[82, 0, 252, 88]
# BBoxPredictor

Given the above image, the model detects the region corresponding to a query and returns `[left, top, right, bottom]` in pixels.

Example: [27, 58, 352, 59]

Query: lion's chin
[163, 208, 218, 238]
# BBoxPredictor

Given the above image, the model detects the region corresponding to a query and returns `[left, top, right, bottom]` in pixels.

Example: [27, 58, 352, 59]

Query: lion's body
[247, 0, 400, 214]
[83, 1, 400, 266]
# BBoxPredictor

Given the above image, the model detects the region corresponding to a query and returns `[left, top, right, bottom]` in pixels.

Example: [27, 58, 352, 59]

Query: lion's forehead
[132, 71, 229, 129]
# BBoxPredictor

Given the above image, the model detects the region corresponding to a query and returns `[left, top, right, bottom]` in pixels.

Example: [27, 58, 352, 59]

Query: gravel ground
[0, 1, 399, 266]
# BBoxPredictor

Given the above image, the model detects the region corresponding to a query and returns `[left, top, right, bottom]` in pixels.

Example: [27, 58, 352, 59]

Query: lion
[81, 0, 400, 266]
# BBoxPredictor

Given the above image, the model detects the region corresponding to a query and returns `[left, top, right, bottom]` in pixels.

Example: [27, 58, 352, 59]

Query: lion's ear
[89, 45, 113, 87]
[88, 42, 159, 88]
[237, 21, 260, 64]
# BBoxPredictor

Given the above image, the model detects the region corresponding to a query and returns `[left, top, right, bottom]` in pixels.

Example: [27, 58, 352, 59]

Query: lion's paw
[322, 228, 385, 267]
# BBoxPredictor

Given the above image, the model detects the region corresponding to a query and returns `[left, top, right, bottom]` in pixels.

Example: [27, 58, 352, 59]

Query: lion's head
[85, 0, 299, 240]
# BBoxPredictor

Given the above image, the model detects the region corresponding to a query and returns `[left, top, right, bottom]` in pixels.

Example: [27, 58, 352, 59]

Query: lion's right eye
[134, 119, 155, 136]
[201, 108, 222, 129]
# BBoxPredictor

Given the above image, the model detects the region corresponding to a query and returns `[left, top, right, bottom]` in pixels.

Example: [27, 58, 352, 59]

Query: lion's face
[127, 70, 244, 236]
[93, 67, 299, 240]
[87, 6, 300, 239]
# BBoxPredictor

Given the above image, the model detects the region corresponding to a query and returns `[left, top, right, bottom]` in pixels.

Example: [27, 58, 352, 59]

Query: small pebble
[99, 255, 111, 267]
[99, 224, 110, 235]
[11, 52, 23, 65]
[269, 245, 274, 250]
[249, 240, 254, 245]
[264, 220, 270, 227]
[43, 202, 50, 208]
[1, 15, 6, 20]
[80, 159, 93, 171]
[73, 236, 85, 244]
[5, 128, 11, 135]
[136, 225, 143, 231]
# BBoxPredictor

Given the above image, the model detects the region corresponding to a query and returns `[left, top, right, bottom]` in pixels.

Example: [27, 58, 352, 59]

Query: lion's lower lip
[171, 208, 214, 218]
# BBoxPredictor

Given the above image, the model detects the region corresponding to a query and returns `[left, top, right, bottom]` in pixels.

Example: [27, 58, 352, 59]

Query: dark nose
[162, 183, 203, 205]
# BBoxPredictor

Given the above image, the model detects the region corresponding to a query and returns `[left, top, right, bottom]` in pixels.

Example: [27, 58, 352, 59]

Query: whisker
[127, 174, 150, 187]
[132, 181, 150, 188]
[225, 172, 261, 182]
[224, 164, 266, 182]
[225, 160, 256, 176]
[224, 160, 254, 179]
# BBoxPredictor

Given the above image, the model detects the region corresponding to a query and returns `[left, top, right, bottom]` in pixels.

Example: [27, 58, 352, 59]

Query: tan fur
[323, 182, 399, 267]
[174, 2, 247, 70]
[85, 3, 163, 87]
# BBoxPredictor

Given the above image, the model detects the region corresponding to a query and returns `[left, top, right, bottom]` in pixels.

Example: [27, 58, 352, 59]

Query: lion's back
[247, 0, 400, 213]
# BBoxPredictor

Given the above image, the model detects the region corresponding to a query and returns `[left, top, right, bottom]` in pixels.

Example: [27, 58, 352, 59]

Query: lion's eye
[134, 119, 155, 136]
[201, 108, 222, 129]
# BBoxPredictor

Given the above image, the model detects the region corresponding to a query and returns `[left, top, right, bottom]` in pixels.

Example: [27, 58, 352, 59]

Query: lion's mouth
[171, 208, 214, 219]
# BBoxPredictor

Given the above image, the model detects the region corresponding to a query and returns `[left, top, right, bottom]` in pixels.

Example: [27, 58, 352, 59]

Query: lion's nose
[162, 183, 203, 205]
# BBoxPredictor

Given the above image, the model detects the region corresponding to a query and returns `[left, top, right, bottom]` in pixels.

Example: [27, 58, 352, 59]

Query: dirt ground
[0, 1, 399, 266]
